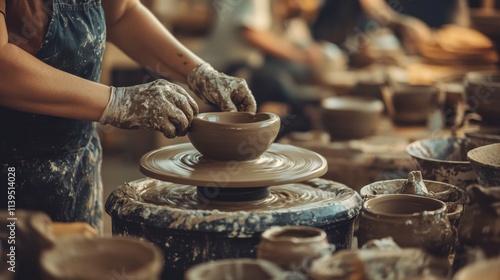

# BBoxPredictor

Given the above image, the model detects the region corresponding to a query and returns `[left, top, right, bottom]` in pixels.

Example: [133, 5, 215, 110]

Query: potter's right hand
[98, 80, 199, 138]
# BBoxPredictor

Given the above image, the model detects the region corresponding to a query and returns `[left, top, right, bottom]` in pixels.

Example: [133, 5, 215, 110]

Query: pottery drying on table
[406, 137, 477, 189]
[257, 226, 332, 271]
[467, 143, 500, 187]
[387, 84, 443, 125]
[454, 257, 500, 280]
[320, 96, 384, 139]
[184, 258, 286, 280]
[464, 71, 500, 124]
[187, 112, 280, 161]
[40, 237, 163, 280]
[140, 143, 327, 188]
[357, 194, 454, 256]
[309, 238, 450, 280]
[465, 127, 500, 148]
[436, 74, 466, 127]
[105, 178, 362, 279]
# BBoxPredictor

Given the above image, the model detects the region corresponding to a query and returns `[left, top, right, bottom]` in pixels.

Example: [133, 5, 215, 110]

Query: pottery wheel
[140, 143, 328, 188]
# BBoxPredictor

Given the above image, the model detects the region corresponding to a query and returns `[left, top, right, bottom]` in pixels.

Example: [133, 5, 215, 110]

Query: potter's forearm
[0, 45, 110, 121]
[105, 1, 204, 84]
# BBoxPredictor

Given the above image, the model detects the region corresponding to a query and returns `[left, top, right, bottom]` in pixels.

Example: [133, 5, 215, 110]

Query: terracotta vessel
[465, 127, 500, 148]
[184, 259, 286, 280]
[321, 96, 384, 139]
[454, 257, 500, 280]
[187, 112, 280, 161]
[464, 71, 500, 125]
[357, 194, 454, 256]
[40, 237, 163, 280]
[467, 143, 500, 187]
[406, 137, 477, 189]
[257, 226, 331, 271]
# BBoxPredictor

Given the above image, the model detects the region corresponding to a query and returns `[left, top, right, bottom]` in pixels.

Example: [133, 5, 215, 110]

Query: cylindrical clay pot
[257, 226, 331, 271]
[357, 194, 454, 256]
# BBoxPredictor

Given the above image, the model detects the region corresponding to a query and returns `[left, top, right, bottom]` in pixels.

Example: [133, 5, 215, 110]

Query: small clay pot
[357, 194, 454, 256]
[184, 259, 286, 280]
[187, 112, 280, 161]
[321, 96, 384, 139]
[40, 237, 163, 280]
[467, 143, 500, 187]
[464, 71, 500, 125]
[406, 137, 477, 189]
[454, 257, 500, 280]
[465, 128, 500, 148]
[257, 226, 331, 271]
[387, 84, 443, 125]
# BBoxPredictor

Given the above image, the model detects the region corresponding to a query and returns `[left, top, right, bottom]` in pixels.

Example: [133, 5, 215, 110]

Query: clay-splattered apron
[0, 0, 106, 232]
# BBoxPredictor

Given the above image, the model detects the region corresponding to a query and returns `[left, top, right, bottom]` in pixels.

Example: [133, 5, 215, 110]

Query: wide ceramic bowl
[467, 143, 500, 187]
[321, 96, 384, 139]
[184, 259, 286, 280]
[388, 84, 442, 125]
[465, 128, 500, 148]
[40, 237, 163, 280]
[406, 138, 477, 189]
[187, 112, 280, 161]
[464, 71, 500, 124]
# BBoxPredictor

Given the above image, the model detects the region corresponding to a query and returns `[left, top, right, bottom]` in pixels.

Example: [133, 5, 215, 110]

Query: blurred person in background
[0, 0, 256, 233]
[202, 0, 328, 136]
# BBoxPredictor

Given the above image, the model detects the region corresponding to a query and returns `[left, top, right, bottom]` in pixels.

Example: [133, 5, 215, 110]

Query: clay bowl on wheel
[40, 237, 163, 280]
[465, 127, 500, 148]
[467, 143, 500, 187]
[406, 137, 476, 189]
[464, 71, 500, 125]
[187, 112, 280, 161]
[321, 96, 384, 139]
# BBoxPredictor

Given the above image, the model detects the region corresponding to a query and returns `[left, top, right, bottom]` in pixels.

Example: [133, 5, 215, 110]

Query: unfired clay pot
[40, 237, 163, 280]
[357, 194, 454, 256]
[406, 137, 477, 189]
[184, 259, 286, 280]
[467, 143, 500, 187]
[464, 71, 500, 125]
[257, 226, 332, 271]
[387, 84, 443, 125]
[187, 112, 280, 161]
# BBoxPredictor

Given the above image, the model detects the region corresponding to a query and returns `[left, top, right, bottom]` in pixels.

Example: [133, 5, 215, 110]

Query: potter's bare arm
[102, 0, 204, 83]
[0, 9, 111, 121]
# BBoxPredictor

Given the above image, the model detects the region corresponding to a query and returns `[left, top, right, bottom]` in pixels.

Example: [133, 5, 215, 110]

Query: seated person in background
[201, 0, 327, 136]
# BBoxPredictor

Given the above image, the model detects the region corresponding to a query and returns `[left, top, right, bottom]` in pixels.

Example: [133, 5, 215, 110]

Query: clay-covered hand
[187, 63, 257, 113]
[98, 80, 199, 138]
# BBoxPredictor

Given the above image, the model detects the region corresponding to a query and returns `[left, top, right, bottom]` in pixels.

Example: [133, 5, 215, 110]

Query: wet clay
[139, 143, 328, 188]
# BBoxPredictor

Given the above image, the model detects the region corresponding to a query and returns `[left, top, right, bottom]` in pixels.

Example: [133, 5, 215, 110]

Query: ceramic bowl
[467, 143, 500, 187]
[184, 259, 285, 280]
[465, 128, 500, 148]
[464, 71, 500, 124]
[406, 137, 477, 189]
[187, 112, 280, 161]
[40, 237, 163, 280]
[388, 84, 442, 125]
[321, 96, 384, 139]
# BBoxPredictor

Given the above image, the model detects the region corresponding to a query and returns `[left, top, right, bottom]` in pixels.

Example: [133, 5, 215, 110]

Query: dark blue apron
[1, 0, 106, 232]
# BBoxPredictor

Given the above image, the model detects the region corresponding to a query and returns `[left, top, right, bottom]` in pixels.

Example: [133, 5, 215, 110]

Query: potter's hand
[98, 80, 199, 138]
[187, 63, 257, 113]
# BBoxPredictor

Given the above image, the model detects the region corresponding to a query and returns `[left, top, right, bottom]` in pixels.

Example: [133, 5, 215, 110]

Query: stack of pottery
[106, 112, 363, 280]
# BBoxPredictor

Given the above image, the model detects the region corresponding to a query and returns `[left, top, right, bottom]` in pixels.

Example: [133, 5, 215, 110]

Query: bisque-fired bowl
[467, 143, 500, 187]
[406, 138, 477, 189]
[321, 96, 384, 139]
[187, 112, 280, 161]
[464, 71, 500, 124]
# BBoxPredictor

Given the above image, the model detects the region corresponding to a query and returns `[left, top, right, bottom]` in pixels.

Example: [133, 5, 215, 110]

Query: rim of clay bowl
[391, 84, 441, 95]
[363, 194, 447, 218]
[261, 226, 327, 244]
[321, 96, 384, 112]
[467, 143, 500, 169]
[465, 71, 500, 86]
[185, 258, 284, 280]
[465, 128, 500, 142]
[406, 137, 471, 164]
[191, 112, 280, 131]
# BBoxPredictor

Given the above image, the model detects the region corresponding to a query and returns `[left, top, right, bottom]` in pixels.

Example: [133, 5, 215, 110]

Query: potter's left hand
[187, 63, 257, 113]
